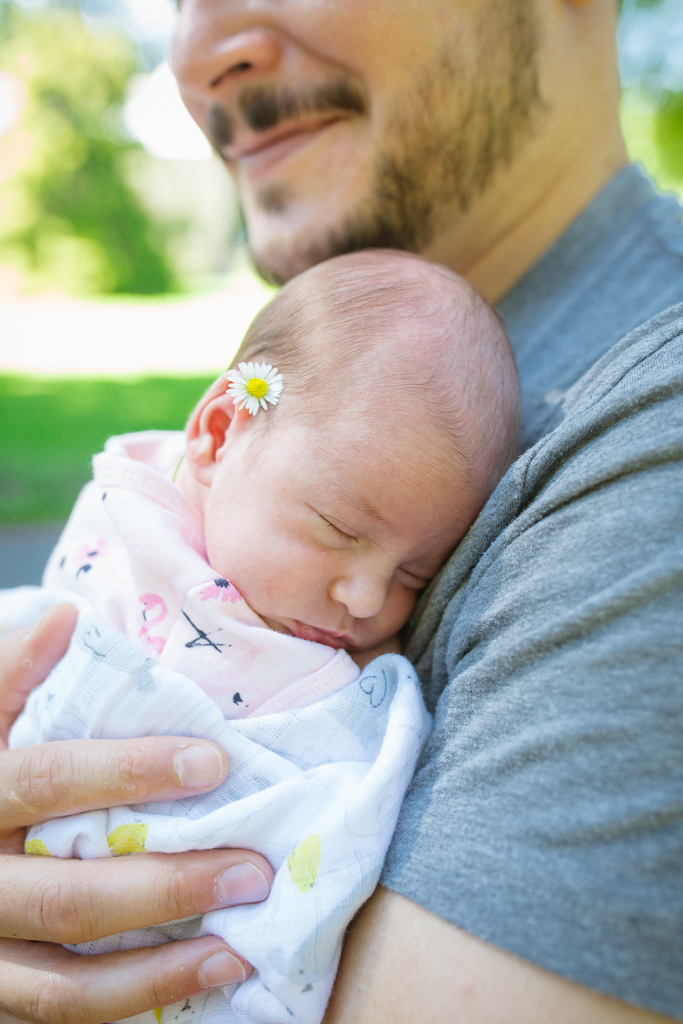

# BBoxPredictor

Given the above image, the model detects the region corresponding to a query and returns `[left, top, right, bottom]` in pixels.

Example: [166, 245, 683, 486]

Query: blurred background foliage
[0, 0, 680, 302]
[0, 2, 178, 295]
[0, 0, 247, 534]
[0, 0, 682, 532]
[0, 0, 238, 297]
[619, 0, 683, 194]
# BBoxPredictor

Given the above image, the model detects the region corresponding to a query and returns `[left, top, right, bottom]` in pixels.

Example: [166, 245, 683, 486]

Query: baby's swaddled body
[7, 431, 431, 1024]
[6, 250, 522, 1024]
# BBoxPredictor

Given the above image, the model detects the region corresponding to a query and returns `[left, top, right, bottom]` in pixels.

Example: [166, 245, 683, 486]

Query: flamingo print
[139, 593, 168, 655]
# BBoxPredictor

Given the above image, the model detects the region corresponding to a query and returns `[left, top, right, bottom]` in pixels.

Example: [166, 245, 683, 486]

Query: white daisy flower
[226, 361, 284, 416]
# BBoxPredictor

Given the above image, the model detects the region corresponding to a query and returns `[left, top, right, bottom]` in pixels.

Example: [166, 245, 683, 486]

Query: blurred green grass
[0, 373, 214, 524]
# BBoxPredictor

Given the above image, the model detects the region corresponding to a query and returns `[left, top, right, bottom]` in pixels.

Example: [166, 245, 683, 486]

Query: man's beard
[213, 1, 545, 284]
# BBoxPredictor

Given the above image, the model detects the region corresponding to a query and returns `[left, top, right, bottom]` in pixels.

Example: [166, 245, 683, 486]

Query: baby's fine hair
[232, 249, 521, 510]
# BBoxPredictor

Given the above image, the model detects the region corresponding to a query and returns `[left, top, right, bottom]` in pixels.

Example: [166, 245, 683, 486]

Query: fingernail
[174, 744, 224, 788]
[215, 862, 269, 906]
[198, 950, 246, 989]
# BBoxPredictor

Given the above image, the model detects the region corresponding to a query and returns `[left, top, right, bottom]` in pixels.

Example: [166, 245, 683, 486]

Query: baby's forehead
[305, 408, 465, 522]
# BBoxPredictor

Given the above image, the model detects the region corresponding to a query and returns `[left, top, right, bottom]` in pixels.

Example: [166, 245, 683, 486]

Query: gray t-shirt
[381, 164, 683, 1020]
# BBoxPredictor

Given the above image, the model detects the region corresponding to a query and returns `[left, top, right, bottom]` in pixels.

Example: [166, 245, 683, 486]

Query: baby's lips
[292, 622, 350, 649]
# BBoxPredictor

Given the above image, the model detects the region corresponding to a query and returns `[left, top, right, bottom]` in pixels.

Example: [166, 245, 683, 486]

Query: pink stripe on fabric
[250, 649, 360, 717]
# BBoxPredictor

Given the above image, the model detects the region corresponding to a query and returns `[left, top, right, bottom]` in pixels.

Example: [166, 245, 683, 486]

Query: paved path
[0, 524, 63, 588]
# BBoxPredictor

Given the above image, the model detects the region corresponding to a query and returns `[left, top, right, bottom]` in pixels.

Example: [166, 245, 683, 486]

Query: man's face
[173, 0, 543, 284]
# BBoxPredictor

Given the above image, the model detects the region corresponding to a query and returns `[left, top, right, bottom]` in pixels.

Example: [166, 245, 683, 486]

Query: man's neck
[422, 0, 629, 305]
[424, 122, 628, 305]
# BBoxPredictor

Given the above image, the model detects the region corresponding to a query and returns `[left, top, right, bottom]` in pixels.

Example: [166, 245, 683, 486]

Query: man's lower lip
[228, 119, 343, 178]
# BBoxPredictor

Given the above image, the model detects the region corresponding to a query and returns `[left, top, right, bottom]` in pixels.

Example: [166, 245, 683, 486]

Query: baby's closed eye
[317, 513, 358, 543]
[395, 568, 431, 590]
[325, 519, 353, 540]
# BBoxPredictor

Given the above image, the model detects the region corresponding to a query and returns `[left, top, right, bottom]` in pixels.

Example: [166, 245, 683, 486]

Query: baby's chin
[349, 634, 403, 669]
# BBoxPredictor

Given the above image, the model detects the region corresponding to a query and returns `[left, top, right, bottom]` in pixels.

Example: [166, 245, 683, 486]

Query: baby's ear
[185, 374, 250, 485]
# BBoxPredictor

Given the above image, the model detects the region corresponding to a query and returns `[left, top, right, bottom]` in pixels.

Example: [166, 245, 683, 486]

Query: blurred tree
[0, 2, 177, 295]
[653, 92, 683, 182]
[619, 0, 683, 196]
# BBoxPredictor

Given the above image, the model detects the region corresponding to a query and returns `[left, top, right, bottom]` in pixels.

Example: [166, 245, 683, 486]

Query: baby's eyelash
[325, 519, 352, 540]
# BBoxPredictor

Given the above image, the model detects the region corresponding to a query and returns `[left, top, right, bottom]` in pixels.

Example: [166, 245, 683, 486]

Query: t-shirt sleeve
[381, 310, 683, 1021]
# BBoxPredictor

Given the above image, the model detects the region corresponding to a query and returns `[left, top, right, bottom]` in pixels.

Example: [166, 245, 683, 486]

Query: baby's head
[181, 250, 520, 656]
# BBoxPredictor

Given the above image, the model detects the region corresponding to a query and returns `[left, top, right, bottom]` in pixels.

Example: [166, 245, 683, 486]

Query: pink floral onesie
[43, 430, 359, 717]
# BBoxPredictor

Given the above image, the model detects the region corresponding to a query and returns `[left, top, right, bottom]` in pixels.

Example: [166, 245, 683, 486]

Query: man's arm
[326, 316, 683, 1024]
[326, 887, 674, 1024]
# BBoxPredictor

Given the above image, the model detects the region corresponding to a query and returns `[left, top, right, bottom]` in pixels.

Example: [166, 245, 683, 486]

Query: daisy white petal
[225, 362, 284, 416]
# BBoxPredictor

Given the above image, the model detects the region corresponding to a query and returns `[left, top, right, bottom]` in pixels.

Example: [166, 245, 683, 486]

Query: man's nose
[172, 19, 283, 103]
[329, 573, 388, 621]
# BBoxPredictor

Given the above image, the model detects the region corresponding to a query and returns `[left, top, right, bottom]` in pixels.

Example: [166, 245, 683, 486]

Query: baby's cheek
[365, 584, 417, 645]
[204, 519, 258, 585]
[204, 535, 232, 578]
[396, 589, 418, 631]
[228, 559, 298, 616]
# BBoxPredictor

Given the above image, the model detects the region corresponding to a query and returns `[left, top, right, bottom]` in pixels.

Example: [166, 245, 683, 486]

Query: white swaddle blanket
[2, 432, 431, 1023]
[5, 588, 430, 1024]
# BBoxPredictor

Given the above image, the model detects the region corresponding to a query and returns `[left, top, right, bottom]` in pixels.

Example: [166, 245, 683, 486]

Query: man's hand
[326, 887, 674, 1024]
[0, 606, 273, 1024]
[0, 604, 78, 747]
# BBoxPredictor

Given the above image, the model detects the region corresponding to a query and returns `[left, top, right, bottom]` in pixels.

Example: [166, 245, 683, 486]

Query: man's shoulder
[527, 298, 683, 503]
[550, 299, 683, 431]
[390, 305, 683, 1022]
[504, 167, 683, 449]
[407, 299, 683, 692]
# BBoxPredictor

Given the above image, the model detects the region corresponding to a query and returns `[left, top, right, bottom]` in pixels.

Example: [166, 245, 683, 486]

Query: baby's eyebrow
[355, 496, 390, 527]
[325, 483, 390, 529]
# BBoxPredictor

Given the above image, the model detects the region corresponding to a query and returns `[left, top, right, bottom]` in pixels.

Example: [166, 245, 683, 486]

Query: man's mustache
[207, 78, 367, 152]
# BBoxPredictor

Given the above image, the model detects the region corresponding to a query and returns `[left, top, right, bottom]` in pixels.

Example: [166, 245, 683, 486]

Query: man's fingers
[0, 736, 229, 835]
[0, 934, 251, 1024]
[0, 605, 78, 748]
[0, 849, 272, 944]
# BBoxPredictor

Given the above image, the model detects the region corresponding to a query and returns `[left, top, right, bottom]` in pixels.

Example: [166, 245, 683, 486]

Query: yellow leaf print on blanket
[154, 1010, 162, 1022]
[107, 823, 148, 856]
[287, 834, 321, 892]
[25, 838, 51, 856]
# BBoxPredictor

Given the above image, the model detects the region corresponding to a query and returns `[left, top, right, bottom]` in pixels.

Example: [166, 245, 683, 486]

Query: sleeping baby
[3, 249, 520, 1024]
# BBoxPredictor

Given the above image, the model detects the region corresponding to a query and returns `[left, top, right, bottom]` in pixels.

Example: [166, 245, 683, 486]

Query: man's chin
[248, 223, 346, 286]
[247, 191, 426, 285]
[244, 186, 386, 285]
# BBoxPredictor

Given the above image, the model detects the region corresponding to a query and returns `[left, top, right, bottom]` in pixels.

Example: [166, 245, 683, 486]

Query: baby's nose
[330, 574, 387, 620]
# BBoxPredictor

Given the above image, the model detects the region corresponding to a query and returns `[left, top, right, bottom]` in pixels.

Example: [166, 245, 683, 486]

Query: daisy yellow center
[246, 377, 268, 398]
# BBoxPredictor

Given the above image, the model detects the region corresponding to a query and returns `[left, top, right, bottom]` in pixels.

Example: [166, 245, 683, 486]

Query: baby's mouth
[291, 622, 352, 650]
[261, 616, 355, 650]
